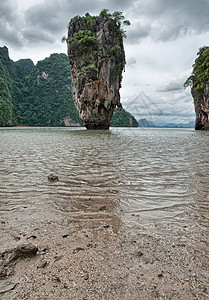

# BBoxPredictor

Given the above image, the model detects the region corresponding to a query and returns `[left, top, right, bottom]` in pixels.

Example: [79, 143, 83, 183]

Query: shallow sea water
[0, 127, 208, 253]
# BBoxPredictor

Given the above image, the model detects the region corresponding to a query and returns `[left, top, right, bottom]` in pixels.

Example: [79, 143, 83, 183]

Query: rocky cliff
[184, 46, 209, 130]
[67, 10, 128, 129]
[192, 85, 209, 130]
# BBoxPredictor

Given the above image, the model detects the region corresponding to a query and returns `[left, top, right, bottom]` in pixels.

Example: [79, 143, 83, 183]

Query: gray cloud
[0, 0, 23, 47]
[22, 29, 54, 44]
[127, 57, 137, 67]
[157, 78, 184, 92]
[126, 0, 209, 42]
[126, 22, 151, 43]
[24, 0, 133, 39]
[124, 92, 164, 118]
[0, 0, 16, 21]
[100, 0, 133, 11]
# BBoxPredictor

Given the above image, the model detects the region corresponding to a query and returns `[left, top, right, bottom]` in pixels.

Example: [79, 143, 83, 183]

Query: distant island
[138, 118, 195, 128]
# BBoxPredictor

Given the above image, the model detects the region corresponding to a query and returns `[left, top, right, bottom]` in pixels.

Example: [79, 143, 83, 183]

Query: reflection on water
[0, 127, 208, 244]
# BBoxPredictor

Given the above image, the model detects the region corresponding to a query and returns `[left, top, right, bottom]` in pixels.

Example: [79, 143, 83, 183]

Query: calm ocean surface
[0, 127, 208, 251]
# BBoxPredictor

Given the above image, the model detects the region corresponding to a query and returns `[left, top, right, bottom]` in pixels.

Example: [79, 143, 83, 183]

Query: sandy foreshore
[0, 218, 208, 300]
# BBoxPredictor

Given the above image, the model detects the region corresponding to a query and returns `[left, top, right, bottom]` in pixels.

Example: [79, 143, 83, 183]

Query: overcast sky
[1, 0, 209, 124]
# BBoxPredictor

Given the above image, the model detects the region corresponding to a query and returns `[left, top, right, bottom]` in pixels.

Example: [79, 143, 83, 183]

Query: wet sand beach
[0, 216, 209, 299]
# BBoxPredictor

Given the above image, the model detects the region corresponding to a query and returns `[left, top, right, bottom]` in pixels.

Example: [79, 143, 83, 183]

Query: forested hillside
[14, 53, 81, 126]
[0, 46, 81, 126]
[0, 77, 13, 126]
[0, 46, 138, 127]
[0, 47, 23, 125]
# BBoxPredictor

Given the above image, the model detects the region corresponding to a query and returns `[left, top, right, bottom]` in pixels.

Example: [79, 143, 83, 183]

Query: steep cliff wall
[192, 84, 209, 130]
[184, 46, 209, 130]
[67, 11, 128, 129]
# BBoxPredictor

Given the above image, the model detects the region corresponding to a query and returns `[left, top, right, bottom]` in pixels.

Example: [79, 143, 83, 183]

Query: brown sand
[0, 217, 208, 300]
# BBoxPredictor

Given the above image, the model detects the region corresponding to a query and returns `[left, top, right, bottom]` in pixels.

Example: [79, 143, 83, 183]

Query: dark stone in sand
[83, 273, 89, 280]
[54, 255, 64, 262]
[48, 174, 59, 182]
[73, 247, 84, 254]
[135, 251, 143, 257]
[99, 205, 107, 211]
[37, 261, 48, 269]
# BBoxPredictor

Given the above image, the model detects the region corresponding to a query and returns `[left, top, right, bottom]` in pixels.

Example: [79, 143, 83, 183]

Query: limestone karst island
[67, 10, 129, 130]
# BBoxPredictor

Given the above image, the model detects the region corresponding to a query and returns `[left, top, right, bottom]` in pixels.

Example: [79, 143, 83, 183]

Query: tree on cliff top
[184, 46, 209, 102]
[99, 9, 130, 37]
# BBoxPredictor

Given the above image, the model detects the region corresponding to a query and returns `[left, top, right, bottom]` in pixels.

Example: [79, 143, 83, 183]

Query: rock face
[192, 85, 209, 130]
[67, 12, 126, 129]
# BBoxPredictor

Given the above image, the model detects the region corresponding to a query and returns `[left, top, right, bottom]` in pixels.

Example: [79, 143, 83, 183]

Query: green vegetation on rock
[0, 47, 81, 126]
[14, 59, 34, 79]
[0, 47, 24, 122]
[67, 9, 130, 70]
[100, 9, 130, 38]
[110, 108, 138, 127]
[184, 46, 209, 103]
[16, 53, 81, 126]
[68, 30, 98, 58]
[0, 77, 13, 126]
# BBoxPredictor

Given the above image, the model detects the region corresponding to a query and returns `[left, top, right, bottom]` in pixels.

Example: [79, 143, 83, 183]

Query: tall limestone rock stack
[184, 46, 209, 130]
[67, 10, 129, 129]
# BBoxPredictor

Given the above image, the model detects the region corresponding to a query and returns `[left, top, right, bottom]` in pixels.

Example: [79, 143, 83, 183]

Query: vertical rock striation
[67, 11, 127, 129]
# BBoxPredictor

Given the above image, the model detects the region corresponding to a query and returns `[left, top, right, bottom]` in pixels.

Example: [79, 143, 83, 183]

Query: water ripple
[0, 127, 208, 248]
